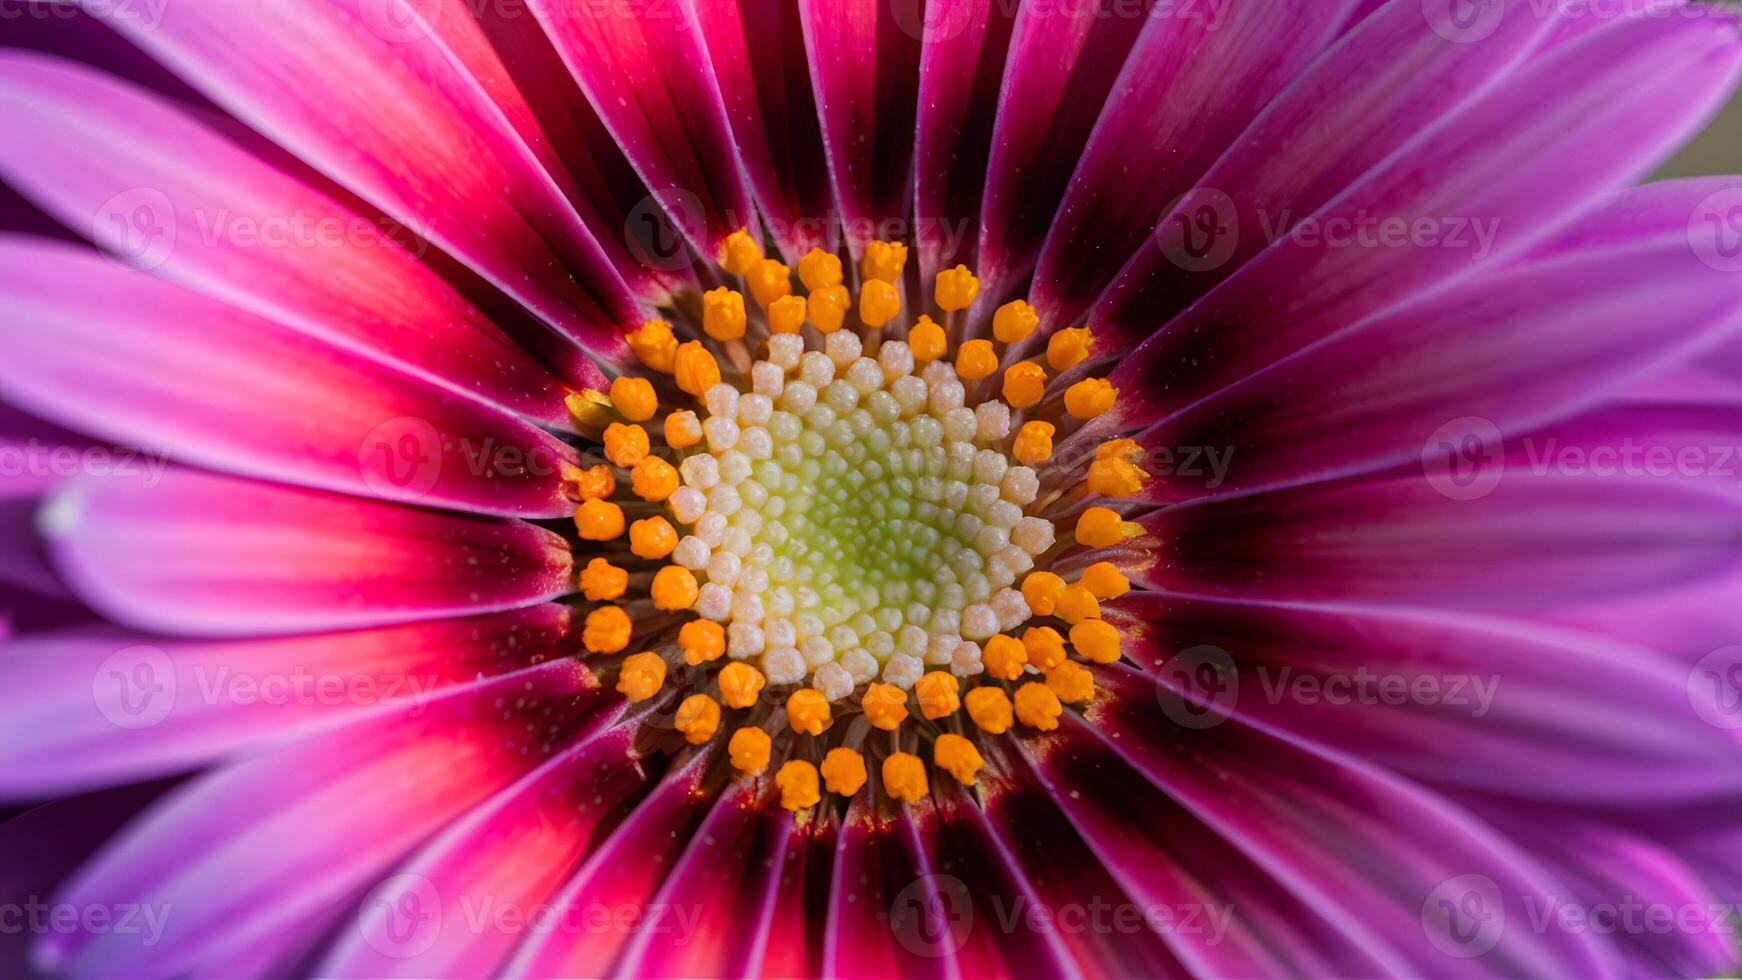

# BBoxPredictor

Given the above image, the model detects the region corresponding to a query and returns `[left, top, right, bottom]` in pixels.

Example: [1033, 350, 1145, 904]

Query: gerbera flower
[3, 0, 1742, 975]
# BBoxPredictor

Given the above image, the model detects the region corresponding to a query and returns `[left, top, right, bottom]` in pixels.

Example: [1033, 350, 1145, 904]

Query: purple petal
[0, 53, 590, 420]
[0, 240, 579, 519]
[1108, 9, 1742, 422]
[0, 606, 575, 798]
[83, 0, 642, 347]
[37, 659, 600, 977]
[1030, 0, 1360, 324]
[821, 798, 952, 979]
[43, 468, 573, 637]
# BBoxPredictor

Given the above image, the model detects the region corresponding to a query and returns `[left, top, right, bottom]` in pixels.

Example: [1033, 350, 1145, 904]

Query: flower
[2, 0, 1742, 976]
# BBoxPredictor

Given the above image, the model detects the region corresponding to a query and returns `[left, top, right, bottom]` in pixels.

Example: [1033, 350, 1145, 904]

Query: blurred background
[1661, 92, 1742, 177]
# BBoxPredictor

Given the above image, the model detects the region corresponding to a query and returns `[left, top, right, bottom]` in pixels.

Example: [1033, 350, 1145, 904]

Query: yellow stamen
[798, 247, 844, 291]
[859, 278, 900, 328]
[1045, 661, 1095, 705]
[882, 751, 928, 803]
[992, 299, 1039, 344]
[717, 228, 761, 276]
[631, 456, 680, 502]
[933, 733, 984, 786]
[1014, 681, 1062, 731]
[579, 557, 628, 601]
[964, 686, 1013, 734]
[1070, 619, 1122, 664]
[1046, 326, 1093, 371]
[1064, 378, 1117, 420]
[679, 620, 726, 666]
[1020, 572, 1066, 617]
[768, 294, 808, 335]
[603, 422, 649, 468]
[1087, 456, 1146, 497]
[776, 760, 821, 811]
[786, 688, 832, 736]
[566, 389, 616, 429]
[746, 258, 792, 310]
[908, 316, 947, 362]
[627, 319, 678, 373]
[1096, 438, 1144, 463]
[674, 341, 721, 397]
[955, 339, 998, 381]
[808, 284, 851, 333]
[582, 605, 632, 654]
[616, 651, 666, 702]
[915, 671, 961, 720]
[729, 726, 771, 774]
[1077, 506, 1138, 548]
[702, 286, 749, 340]
[675, 693, 721, 744]
[609, 376, 658, 422]
[570, 463, 615, 502]
[861, 682, 910, 731]
[575, 498, 625, 541]
[982, 634, 1028, 681]
[1080, 562, 1130, 600]
[935, 264, 979, 312]
[821, 747, 869, 796]
[650, 565, 699, 611]
[718, 662, 766, 708]
[862, 240, 908, 284]
[664, 410, 703, 449]
[1056, 583, 1101, 625]
[1001, 361, 1047, 409]
[629, 516, 678, 560]
[1013, 421, 1055, 465]
[1021, 626, 1068, 671]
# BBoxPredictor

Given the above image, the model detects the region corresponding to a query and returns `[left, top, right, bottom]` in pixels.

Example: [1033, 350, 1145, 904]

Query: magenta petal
[319, 717, 646, 977]
[1138, 472, 1742, 609]
[502, 751, 713, 977]
[0, 54, 588, 423]
[974, 0, 1149, 303]
[696, 0, 836, 261]
[1130, 242, 1742, 501]
[0, 241, 579, 519]
[44, 468, 573, 637]
[1084, 667, 1621, 976]
[36, 659, 601, 977]
[84, 0, 642, 346]
[798, 0, 925, 258]
[1107, 594, 1742, 802]
[0, 606, 574, 798]
[1029, 0, 1360, 324]
[1533, 173, 1742, 255]
[529, 0, 755, 257]
[912, 0, 1017, 282]
[1109, 10, 1742, 416]
[821, 799, 953, 979]
[1096, 0, 1554, 338]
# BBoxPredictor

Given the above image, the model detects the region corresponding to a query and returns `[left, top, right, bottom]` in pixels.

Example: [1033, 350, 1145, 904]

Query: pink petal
[0, 240, 579, 518]
[44, 468, 573, 637]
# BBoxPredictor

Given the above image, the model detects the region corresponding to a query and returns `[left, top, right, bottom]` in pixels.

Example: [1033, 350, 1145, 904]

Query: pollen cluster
[564, 229, 1147, 810]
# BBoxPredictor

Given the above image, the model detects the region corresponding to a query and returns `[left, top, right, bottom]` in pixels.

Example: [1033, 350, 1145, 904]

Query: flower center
[564, 230, 1146, 809]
